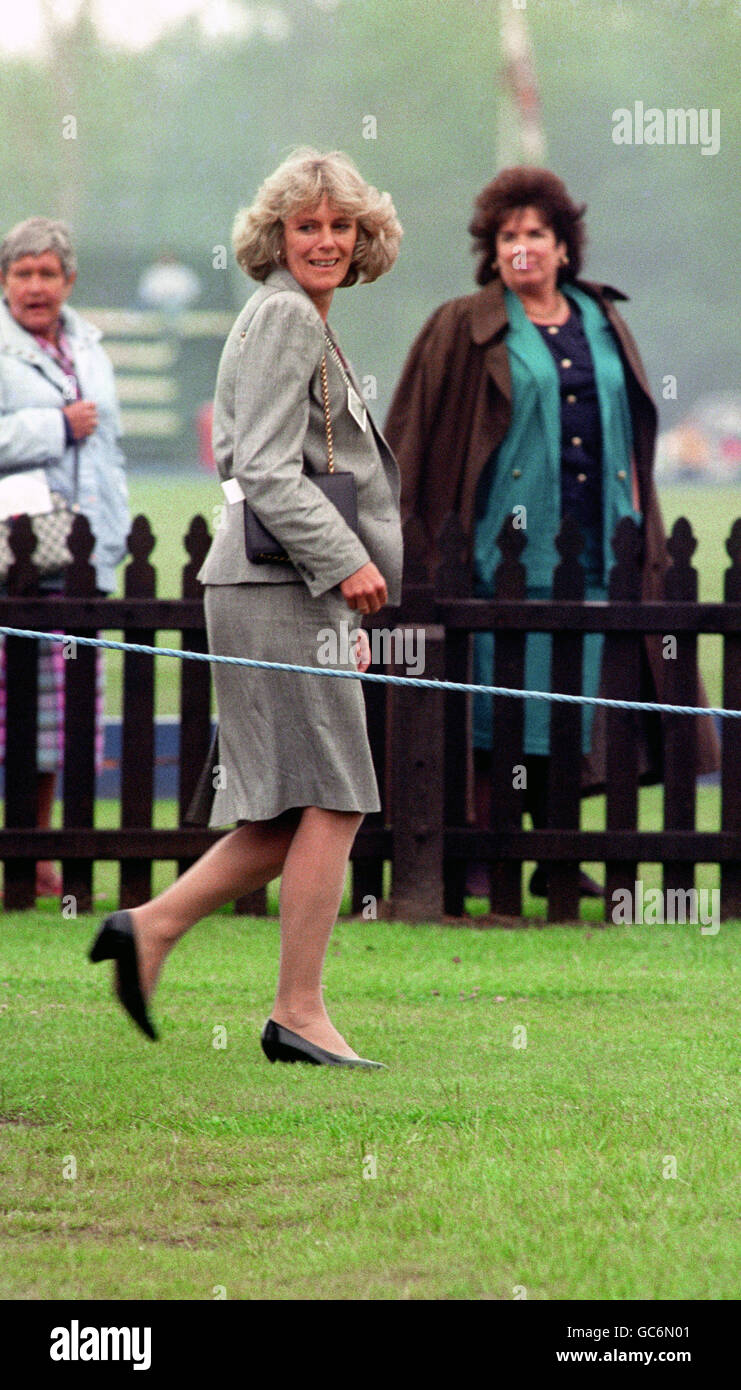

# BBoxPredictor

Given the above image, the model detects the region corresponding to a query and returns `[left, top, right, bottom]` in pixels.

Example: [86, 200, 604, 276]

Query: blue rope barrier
[0, 623, 734, 719]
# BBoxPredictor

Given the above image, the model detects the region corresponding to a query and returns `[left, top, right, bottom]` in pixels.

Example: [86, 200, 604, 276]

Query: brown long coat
[384, 274, 719, 785]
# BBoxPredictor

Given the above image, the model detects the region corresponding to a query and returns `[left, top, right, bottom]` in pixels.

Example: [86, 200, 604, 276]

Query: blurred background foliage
[0, 0, 739, 422]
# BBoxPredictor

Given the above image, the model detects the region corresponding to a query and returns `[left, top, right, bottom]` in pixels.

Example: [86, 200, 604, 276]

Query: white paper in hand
[0, 469, 54, 522]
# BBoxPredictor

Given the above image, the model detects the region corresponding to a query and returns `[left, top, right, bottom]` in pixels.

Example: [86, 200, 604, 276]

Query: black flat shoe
[88, 910, 158, 1042]
[260, 1019, 386, 1070]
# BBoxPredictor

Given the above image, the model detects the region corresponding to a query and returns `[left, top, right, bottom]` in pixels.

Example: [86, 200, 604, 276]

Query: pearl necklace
[524, 292, 569, 324]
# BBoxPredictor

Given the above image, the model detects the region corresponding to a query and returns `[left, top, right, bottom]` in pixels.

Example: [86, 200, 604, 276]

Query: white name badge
[221, 477, 244, 505]
[347, 386, 367, 432]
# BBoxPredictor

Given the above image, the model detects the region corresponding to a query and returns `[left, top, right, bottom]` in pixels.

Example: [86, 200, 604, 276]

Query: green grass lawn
[4, 479, 734, 1301]
[0, 911, 737, 1300]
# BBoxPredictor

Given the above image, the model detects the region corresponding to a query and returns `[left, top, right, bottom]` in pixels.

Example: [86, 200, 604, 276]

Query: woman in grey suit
[90, 149, 403, 1069]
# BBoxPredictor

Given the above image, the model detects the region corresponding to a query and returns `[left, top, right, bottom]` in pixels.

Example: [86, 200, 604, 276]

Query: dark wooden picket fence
[1, 505, 740, 922]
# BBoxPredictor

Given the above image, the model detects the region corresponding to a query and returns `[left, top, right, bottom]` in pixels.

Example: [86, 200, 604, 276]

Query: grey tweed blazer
[197, 267, 403, 603]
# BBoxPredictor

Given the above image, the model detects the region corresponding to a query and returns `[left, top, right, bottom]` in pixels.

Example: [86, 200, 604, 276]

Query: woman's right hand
[340, 561, 388, 615]
[62, 400, 98, 441]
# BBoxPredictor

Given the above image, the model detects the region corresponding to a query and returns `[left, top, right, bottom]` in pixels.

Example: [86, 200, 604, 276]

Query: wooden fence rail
[1, 505, 740, 922]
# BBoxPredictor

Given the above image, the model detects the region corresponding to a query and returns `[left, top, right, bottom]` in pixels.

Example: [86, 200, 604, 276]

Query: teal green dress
[473, 284, 642, 754]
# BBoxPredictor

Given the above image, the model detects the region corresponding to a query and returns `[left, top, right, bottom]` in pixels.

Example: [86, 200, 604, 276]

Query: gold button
[547, 325, 558, 335]
[577, 472, 587, 483]
[512, 468, 522, 478]
[571, 436, 582, 447]
[561, 357, 572, 368]
[566, 393, 577, 404]
[617, 469, 627, 480]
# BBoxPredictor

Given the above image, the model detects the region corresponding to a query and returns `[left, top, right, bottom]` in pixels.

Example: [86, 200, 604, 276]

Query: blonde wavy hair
[232, 147, 402, 286]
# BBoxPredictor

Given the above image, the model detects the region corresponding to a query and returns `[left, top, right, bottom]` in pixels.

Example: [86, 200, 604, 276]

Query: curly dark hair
[469, 167, 587, 286]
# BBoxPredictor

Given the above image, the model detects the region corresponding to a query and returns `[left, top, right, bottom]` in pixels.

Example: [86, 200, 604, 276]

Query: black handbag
[243, 351, 358, 564]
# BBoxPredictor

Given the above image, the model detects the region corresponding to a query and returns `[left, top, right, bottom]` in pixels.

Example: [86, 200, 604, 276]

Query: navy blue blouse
[534, 300, 603, 560]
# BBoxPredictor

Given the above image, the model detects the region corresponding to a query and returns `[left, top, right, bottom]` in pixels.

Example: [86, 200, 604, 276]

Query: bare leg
[127, 813, 299, 999]
[271, 806, 363, 1058]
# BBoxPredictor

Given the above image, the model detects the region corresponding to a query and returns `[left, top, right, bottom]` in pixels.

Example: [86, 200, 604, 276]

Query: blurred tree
[0, 0, 737, 413]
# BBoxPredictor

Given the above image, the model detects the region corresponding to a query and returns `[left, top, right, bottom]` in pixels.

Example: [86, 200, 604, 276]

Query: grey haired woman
[0, 217, 129, 895]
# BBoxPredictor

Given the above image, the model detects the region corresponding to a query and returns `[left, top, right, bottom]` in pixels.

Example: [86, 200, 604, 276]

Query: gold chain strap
[319, 354, 335, 475]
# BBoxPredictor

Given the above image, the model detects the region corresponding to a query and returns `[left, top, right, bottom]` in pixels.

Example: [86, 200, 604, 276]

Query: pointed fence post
[3, 517, 40, 909]
[721, 519, 741, 917]
[353, 517, 433, 918]
[390, 619, 445, 921]
[120, 516, 156, 908]
[604, 517, 643, 921]
[62, 514, 98, 913]
[350, 643, 387, 917]
[437, 514, 470, 915]
[178, 517, 218, 861]
[386, 516, 441, 920]
[547, 515, 584, 922]
[662, 518, 698, 901]
[489, 514, 527, 915]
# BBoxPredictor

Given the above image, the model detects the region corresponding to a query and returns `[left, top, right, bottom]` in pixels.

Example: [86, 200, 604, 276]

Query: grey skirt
[203, 582, 380, 824]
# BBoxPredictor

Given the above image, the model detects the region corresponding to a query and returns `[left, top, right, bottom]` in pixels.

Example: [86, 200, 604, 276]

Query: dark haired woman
[385, 167, 718, 900]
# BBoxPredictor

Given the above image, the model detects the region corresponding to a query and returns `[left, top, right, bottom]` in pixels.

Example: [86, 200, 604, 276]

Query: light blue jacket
[0, 298, 130, 592]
